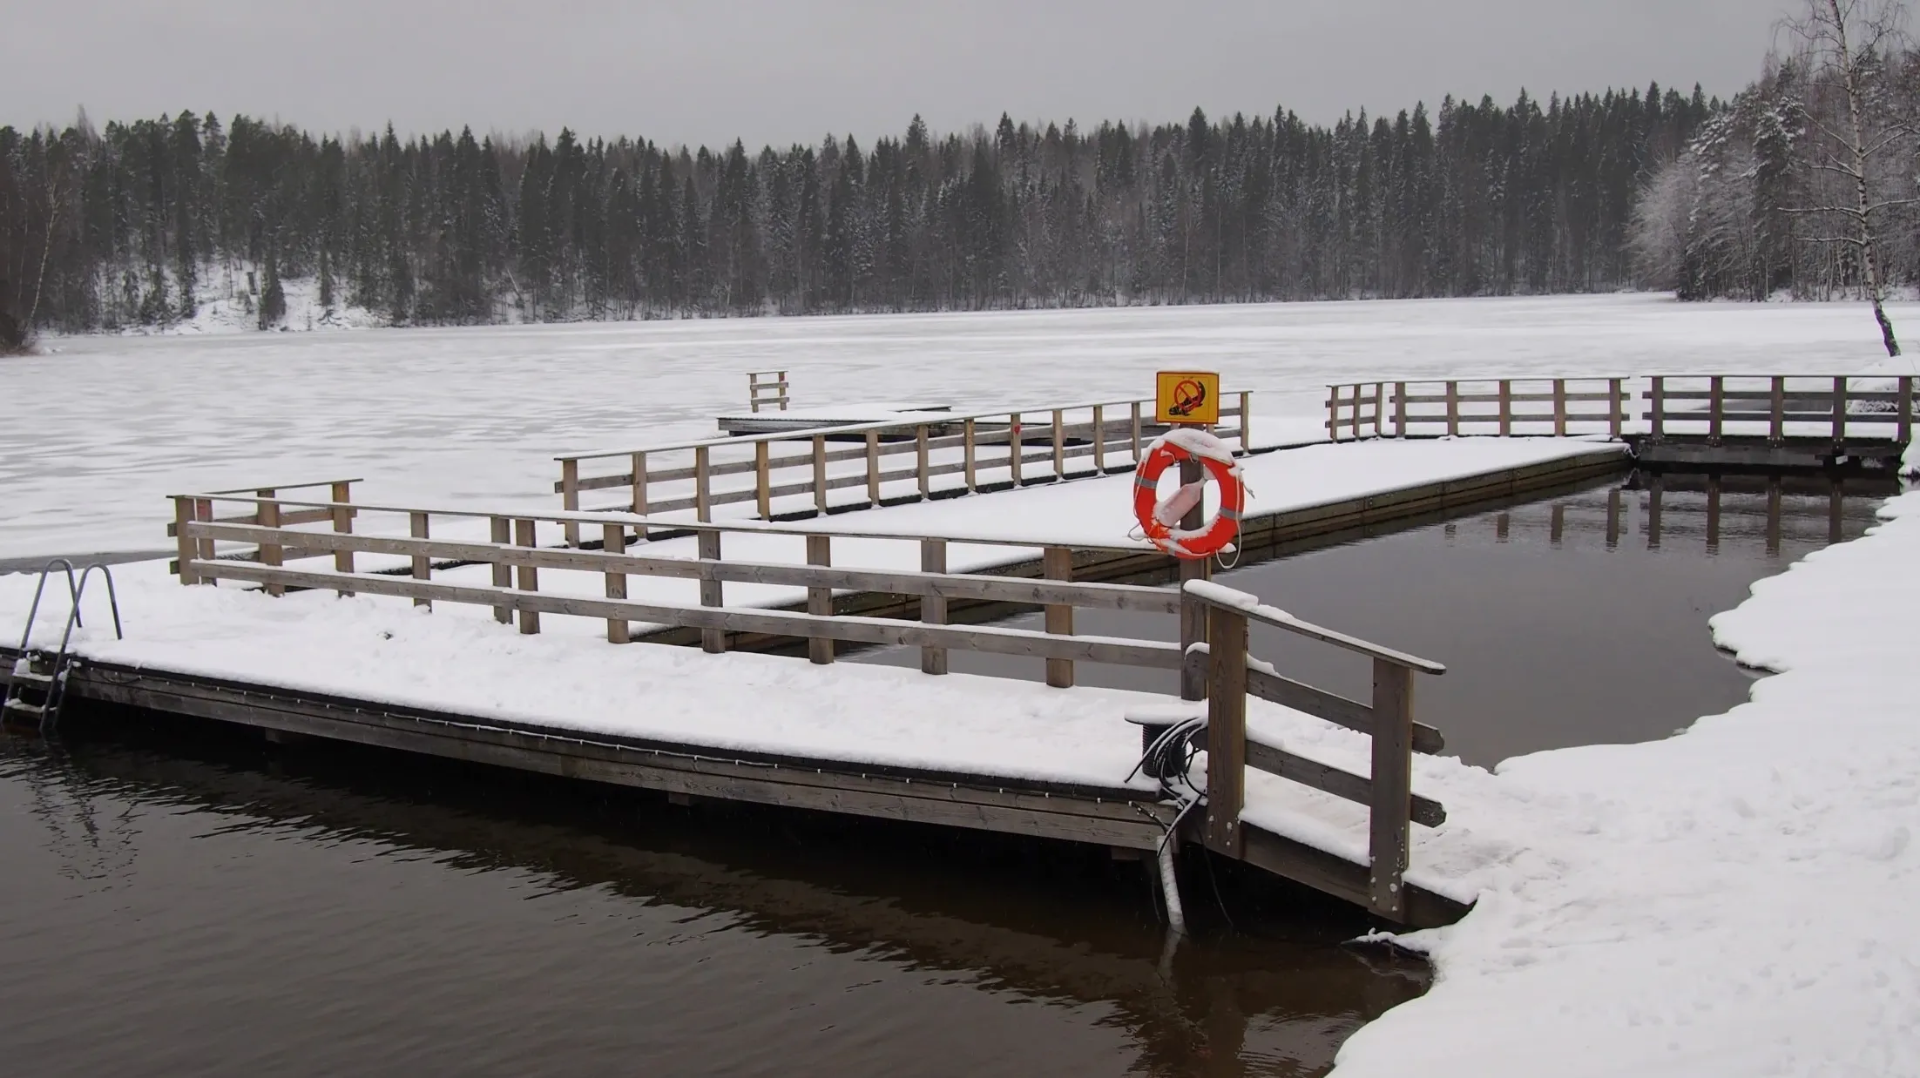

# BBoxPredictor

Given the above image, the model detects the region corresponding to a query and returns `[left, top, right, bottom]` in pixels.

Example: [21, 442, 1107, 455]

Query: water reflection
[856, 471, 1899, 767]
[0, 720, 1425, 1077]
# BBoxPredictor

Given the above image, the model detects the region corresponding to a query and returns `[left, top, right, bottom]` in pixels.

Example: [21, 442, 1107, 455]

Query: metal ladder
[5, 559, 123, 729]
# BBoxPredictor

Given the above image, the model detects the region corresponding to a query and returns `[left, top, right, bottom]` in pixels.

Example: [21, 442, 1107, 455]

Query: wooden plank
[1709, 375, 1724, 445]
[183, 560, 1187, 668]
[1553, 378, 1567, 436]
[183, 521, 1185, 613]
[173, 498, 198, 585]
[1091, 405, 1105, 471]
[1009, 413, 1023, 484]
[1373, 382, 1386, 437]
[698, 529, 725, 653]
[1446, 381, 1459, 436]
[1205, 605, 1248, 857]
[1049, 410, 1065, 478]
[1394, 381, 1408, 437]
[1043, 546, 1074, 688]
[603, 523, 630, 643]
[809, 437, 828, 514]
[330, 481, 356, 583]
[1239, 391, 1252, 450]
[1183, 648, 1443, 754]
[257, 491, 284, 597]
[561, 458, 581, 546]
[866, 431, 881, 504]
[1183, 583, 1445, 674]
[921, 538, 948, 675]
[1902, 376, 1914, 445]
[806, 535, 833, 665]
[1834, 376, 1847, 443]
[916, 424, 931, 499]
[694, 445, 712, 522]
[514, 518, 540, 635]
[755, 440, 772, 519]
[1241, 739, 1446, 827]
[1350, 383, 1363, 438]
[1238, 823, 1468, 929]
[409, 511, 431, 609]
[1650, 376, 1665, 439]
[1326, 387, 1340, 441]
[1369, 659, 1414, 919]
[632, 451, 648, 526]
[194, 498, 216, 568]
[489, 517, 512, 623]
[963, 419, 977, 491]
[1498, 379, 1512, 436]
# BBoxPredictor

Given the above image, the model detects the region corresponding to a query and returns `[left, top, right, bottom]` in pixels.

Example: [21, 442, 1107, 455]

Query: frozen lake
[4, 293, 1912, 560]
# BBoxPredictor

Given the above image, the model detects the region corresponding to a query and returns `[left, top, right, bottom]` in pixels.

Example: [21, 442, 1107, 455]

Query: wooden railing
[1325, 377, 1627, 441]
[1641, 374, 1914, 444]
[1325, 374, 1916, 445]
[166, 485, 1445, 920]
[748, 370, 789, 413]
[553, 393, 1254, 542]
[1182, 581, 1445, 921]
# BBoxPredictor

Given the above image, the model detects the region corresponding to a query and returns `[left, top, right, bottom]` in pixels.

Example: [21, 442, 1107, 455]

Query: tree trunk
[1829, 0, 1902, 356]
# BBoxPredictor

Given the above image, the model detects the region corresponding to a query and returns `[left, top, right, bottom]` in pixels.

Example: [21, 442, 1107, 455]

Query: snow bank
[1329, 491, 1920, 1078]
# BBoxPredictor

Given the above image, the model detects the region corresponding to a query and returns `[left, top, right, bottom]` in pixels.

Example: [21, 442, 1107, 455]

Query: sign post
[1154, 371, 1220, 762]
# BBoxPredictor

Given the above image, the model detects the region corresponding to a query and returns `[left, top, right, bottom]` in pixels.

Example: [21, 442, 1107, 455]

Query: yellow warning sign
[1155, 371, 1219, 425]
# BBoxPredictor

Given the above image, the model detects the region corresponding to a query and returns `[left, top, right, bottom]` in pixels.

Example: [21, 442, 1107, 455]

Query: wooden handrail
[1181, 580, 1445, 674]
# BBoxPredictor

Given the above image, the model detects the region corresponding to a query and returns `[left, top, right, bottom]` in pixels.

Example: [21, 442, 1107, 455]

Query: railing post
[1051, 409, 1066, 479]
[1373, 382, 1385, 437]
[865, 431, 881, 505]
[1900, 376, 1914, 445]
[1326, 386, 1339, 442]
[963, 419, 978, 492]
[1609, 378, 1623, 439]
[1205, 604, 1248, 858]
[1833, 376, 1847, 445]
[1650, 376, 1665, 440]
[755, 440, 772, 519]
[489, 516, 512, 624]
[1394, 382, 1408, 438]
[694, 446, 712, 523]
[330, 480, 355, 589]
[916, 424, 931, 499]
[1498, 379, 1512, 436]
[1092, 405, 1106, 472]
[1130, 402, 1143, 462]
[1446, 381, 1459, 437]
[631, 451, 649, 529]
[806, 534, 833, 664]
[921, 538, 948, 675]
[409, 511, 430, 609]
[1770, 376, 1786, 444]
[173, 497, 199, 585]
[811, 436, 829, 514]
[561, 459, 581, 546]
[1709, 375, 1724, 446]
[603, 523, 629, 644]
[1553, 378, 1567, 436]
[698, 528, 725, 653]
[258, 490, 284, 597]
[194, 498, 215, 568]
[1009, 413, 1023, 485]
[1368, 659, 1414, 919]
[1239, 390, 1252, 451]
[1350, 383, 1362, 439]
[513, 518, 540, 635]
[1043, 546, 1074, 688]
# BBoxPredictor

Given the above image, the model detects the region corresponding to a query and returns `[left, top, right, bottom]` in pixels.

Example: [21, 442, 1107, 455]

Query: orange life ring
[1134, 437, 1244, 560]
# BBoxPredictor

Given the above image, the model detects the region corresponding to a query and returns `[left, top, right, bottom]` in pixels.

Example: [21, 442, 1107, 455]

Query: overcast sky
[3, 0, 1800, 147]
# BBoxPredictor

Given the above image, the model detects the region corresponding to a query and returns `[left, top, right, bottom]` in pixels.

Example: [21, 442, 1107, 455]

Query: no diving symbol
[1168, 379, 1207, 418]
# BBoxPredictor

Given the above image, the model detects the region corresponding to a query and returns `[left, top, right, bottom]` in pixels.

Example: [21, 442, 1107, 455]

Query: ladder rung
[8, 670, 52, 685]
[3, 700, 46, 717]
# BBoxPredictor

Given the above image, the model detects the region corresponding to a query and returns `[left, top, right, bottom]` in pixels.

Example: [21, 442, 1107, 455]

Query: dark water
[0, 717, 1424, 1077]
[858, 472, 1896, 767]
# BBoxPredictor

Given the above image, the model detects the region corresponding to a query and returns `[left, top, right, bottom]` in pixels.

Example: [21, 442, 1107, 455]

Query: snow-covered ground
[7, 292, 1917, 562]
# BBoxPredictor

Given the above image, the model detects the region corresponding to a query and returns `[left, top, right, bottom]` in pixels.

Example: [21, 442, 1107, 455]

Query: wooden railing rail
[748, 370, 789, 413]
[1181, 579, 1446, 921]
[1327, 378, 1627, 441]
[554, 392, 1254, 540]
[1641, 374, 1914, 445]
